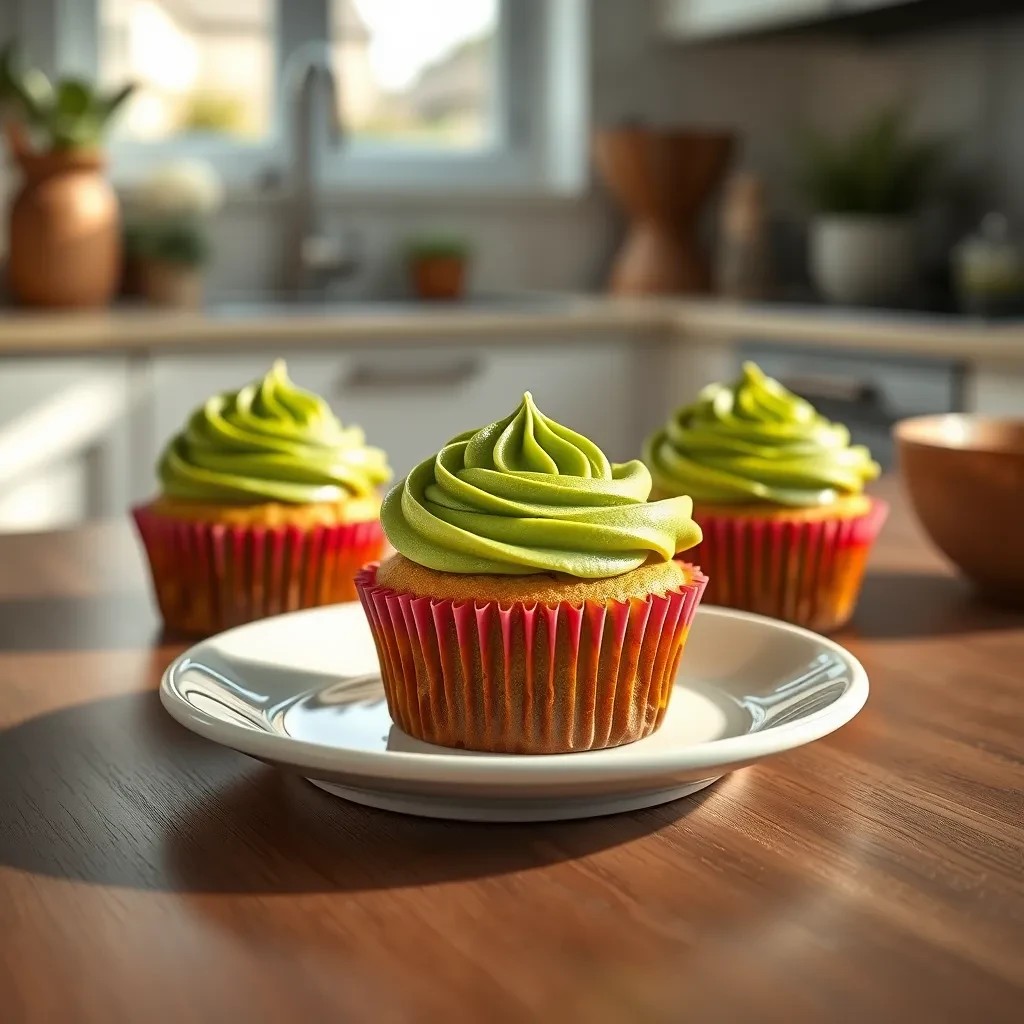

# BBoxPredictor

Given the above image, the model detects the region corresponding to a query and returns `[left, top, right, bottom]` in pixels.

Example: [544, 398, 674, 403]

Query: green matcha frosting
[381, 392, 701, 577]
[159, 360, 391, 503]
[644, 362, 880, 507]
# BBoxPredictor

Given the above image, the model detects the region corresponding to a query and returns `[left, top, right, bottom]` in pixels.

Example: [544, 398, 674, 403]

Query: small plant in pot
[126, 160, 224, 308]
[796, 108, 943, 306]
[406, 234, 471, 301]
[0, 41, 133, 307]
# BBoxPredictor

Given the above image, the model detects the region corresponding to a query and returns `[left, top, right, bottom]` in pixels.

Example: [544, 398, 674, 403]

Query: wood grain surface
[0, 479, 1022, 1024]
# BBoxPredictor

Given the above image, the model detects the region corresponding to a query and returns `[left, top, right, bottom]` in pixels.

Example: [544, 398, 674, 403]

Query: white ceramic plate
[161, 603, 868, 822]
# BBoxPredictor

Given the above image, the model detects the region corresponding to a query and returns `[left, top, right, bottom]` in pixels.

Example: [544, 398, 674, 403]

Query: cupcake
[133, 360, 391, 636]
[643, 361, 886, 632]
[355, 392, 707, 755]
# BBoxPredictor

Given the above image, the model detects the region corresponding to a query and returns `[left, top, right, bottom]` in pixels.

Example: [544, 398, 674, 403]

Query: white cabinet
[0, 358, 131, 532]
[341, 340, 642, 474]
[144, 351, 342, 499]
[659, 0, 830, 39]
[0, 335, 643, 528]
[149, 338, 641, 487]
[967, 364, 1024, 417]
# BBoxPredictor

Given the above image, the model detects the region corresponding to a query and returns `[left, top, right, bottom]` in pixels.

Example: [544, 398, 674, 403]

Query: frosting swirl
[644, 362, 879, 507]
[159, 360, 391, 503]
[381, 392, 701, 577]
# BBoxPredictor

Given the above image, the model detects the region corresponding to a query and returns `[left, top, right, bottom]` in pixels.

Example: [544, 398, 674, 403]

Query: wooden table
[1, 480, 1021, 1024]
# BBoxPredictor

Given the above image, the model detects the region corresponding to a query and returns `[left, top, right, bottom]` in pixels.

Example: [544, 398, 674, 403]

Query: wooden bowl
[895, 415, 1024, 603]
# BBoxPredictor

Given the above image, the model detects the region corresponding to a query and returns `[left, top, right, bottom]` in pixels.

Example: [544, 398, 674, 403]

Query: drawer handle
[340, 357, 482, 391]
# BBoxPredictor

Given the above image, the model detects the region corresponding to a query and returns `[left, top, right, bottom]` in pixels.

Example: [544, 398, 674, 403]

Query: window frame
[21, 0, 587, 196]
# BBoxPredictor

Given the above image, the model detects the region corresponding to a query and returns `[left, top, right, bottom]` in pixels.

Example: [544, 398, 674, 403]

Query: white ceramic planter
[810, 215, 917, 305]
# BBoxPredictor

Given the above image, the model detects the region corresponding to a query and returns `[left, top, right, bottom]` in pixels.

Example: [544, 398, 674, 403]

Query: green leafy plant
[405, 233, 472, 262]
[0, 41, 133, 151]
[125, 218, 210, 268]
[796, 108, 943, 216]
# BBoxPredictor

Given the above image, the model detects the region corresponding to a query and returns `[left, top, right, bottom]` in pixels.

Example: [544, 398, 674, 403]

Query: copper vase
[7, 148, 121, 308]
[594, 127, 735, 295]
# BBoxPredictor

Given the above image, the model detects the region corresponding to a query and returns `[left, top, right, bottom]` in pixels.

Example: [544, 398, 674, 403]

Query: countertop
[2, 296, 1024, 362]
[0, 479, 1022, 1023]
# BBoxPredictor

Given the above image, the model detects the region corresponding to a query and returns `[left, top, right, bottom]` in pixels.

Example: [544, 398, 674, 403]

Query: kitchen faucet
[279, 42, 360, 298]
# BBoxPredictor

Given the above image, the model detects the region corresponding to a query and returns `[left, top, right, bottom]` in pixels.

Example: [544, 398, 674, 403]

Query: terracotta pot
[7, 148, 121, 308]
[594, 127, 734, 295]
[139, 260, 204, 308]
[409, 255, 467, 301]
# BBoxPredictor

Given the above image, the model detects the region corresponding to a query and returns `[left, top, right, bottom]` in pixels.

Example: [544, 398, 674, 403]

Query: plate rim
[160, 603, 869, 782]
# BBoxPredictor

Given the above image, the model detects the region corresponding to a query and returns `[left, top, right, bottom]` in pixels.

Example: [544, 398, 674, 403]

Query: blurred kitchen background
[1, 0, 1023, 532]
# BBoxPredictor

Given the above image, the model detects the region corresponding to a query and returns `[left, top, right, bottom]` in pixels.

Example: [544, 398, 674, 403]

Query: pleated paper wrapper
[133, 505, 386, 637]
[688, 498, 888, 633]
[355, 560, 708, 754]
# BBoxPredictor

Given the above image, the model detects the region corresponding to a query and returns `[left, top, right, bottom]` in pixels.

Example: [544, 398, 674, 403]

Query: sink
[207, 291, 586, 319]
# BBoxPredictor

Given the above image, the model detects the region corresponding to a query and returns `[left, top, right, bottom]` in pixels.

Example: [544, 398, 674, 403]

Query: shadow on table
[846, 571, 1024, 640]
[0, 690, 710, 895]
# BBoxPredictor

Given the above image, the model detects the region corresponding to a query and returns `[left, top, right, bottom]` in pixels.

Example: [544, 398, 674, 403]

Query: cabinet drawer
[334, 342, 636, 476]
[153, 341, 638, 483]
[736, 342, 963, 469]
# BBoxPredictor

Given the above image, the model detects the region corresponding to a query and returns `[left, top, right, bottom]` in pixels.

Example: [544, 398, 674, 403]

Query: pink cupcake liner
[355, 560, 708, 754]
[132, 505, 386, 637]
[689, 498, 888, 633]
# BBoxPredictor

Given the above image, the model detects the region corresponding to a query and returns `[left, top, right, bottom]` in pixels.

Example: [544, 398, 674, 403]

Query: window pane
[99, 0, 274, 141]
[333, 0, 499, 149]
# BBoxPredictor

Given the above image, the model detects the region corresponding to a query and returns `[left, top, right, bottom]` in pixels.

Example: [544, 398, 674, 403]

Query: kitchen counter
[0, 296, 668, 355]
[2, 296, 1024, 363]
[1, 478, 1022, 1023]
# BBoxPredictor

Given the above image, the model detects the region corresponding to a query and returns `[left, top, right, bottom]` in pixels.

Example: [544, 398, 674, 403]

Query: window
[98, 0, 275, 141]
[32, 0, 586, 193]
[333, 0, 499, 151]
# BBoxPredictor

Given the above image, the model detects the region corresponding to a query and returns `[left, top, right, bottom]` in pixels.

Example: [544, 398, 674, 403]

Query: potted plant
[126, 160, 223, 308]
[405, 233, 471, 301]
[128, 221, 210, 309]
[0, 42, 133, 307]
[797, 108, 942, 305]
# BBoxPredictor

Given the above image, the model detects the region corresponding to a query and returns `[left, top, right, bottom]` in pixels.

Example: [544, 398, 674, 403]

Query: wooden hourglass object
[594, 126, 735, 295]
